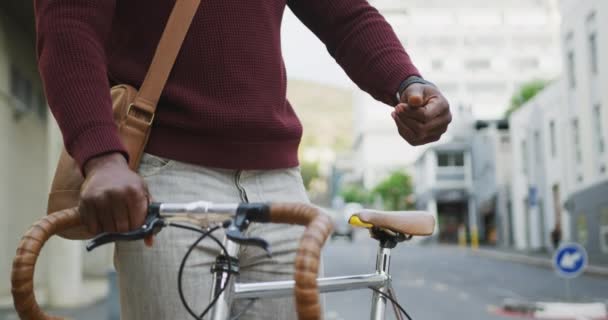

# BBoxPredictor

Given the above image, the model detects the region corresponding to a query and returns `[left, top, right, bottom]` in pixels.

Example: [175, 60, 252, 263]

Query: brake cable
[368, 286, 413, 320]
[171, 223, 230, 320]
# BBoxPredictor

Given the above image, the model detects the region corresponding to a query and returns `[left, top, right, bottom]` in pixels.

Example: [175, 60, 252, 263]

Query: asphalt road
[322, 232, 608, 320]
[3, 232, 607, 320]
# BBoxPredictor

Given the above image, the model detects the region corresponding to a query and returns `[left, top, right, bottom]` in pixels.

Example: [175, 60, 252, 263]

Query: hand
[392, 82, 451, 146]
[80, 153, 153, 247]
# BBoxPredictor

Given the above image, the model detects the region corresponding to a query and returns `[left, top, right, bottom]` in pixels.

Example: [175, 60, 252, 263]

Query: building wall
[560, 0, 608, 193]
[510, 81, 572, 251]
[0, 11, 50, 299]
[471, 123, 511, 244]
[0, 11, 112, 305]
[559, 0, 608, 262]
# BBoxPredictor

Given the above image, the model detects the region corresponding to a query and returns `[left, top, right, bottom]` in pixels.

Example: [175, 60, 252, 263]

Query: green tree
[340, 184, 371, 204]
[504, 79, 549, 118]
[372, 171, 414, 211]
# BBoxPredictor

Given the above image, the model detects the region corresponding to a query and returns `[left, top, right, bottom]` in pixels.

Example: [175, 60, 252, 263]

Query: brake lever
[225, 204, 272, 257]
[225, 224, 272, 257]
[86, 203, 165, 251]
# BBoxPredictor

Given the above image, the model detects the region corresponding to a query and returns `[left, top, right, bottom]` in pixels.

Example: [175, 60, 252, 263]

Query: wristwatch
[396, 76, 435, 103]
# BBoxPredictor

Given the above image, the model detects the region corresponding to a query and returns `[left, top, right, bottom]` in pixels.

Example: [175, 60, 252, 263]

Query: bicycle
[11, 201, 435, 320]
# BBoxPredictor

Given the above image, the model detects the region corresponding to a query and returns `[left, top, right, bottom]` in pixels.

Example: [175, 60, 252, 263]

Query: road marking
[325, 310, 343, 320]
[432, 282, 448, 292]
[458, 291, 469, 300]
[411, 278, 425, 287]
[487, 286, 524, 299]
[399, 277, 426, 288]
[445, 273, 463, 284]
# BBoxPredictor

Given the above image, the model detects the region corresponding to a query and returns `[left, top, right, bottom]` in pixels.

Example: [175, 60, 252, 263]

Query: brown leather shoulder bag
[47, 0, 201, 239]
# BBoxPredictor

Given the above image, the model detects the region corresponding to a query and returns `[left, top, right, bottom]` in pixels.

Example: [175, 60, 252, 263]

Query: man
[35, 0, 451, 319]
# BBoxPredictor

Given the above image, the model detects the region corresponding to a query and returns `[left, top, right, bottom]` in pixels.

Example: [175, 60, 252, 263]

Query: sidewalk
[467, 246, 608, 277]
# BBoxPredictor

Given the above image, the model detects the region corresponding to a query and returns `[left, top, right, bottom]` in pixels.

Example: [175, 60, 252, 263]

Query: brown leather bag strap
[130, 0, 201, 115]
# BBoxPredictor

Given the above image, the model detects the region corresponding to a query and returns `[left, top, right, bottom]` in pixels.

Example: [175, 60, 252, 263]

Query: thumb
[144, 235, 154, 247]
[402, 83, 424, 107]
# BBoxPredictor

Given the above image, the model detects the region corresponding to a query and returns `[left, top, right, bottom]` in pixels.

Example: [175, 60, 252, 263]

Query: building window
[513, 57, 540, 71]
[10, 65, 34, 115]
[438, 153, 450, 167]
[594, 105, 605, 155]
[437, 152, 465, 167]
[587, 11, 598, 75]
[464, 59, 491, 71]
[577, 214, 588, 245]
[454, 153, 464, 166]
[567, 50, 576, 89]
[549, 121, 557, 157]
[601, 207, 608, 253]
[572, 119, 582, 162]
[521, 140, 528, 175]
[432, 59, 444, 71]
[35, 92, 48, 120]
[534, 131, 542, 163]
[589, 32, 598, 75]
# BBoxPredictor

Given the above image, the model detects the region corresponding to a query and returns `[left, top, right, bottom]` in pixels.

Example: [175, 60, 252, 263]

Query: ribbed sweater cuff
[68, 124, 129, 172]
[383, 64, 421, 105]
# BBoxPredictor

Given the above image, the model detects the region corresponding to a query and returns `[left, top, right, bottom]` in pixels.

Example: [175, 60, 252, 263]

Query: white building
[353, 0, 562, 189]
[471, 120, 512, 246]
[508, 0, 608, 265]
[510, 80, 572, 252]
[0, 2, 110, 309]
[559, 0, 608, 263]
[412, 106, 476, 242]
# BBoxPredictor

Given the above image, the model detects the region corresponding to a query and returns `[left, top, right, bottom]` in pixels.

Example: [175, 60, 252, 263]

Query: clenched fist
[392, 81, 452, 146]
[80, 152, 153, 246]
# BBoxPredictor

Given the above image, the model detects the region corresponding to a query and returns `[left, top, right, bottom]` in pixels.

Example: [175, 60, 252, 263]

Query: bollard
[458, 225, 467, 247]
[470, 226, 479, 250]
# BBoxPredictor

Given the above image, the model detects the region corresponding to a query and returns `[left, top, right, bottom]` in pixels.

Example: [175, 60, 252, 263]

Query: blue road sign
[552, 242, 588, 278]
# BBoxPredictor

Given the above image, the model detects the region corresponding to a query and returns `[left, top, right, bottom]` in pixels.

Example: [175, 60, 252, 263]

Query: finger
[144, 235, 154, 248]
[392, 112, 418, 143]
[401, 83, 425, 107]
[395, 103, 427, 123]
[94, 194, 116, 233]
[425, 126, 448, 139]
[108, 191, 130, 233]
[423, 95, 450, 120]
[395, 114, 425, 139]
[424, 110, 452, 132]
[417, 134, 442, 145]
[126, 184, 149, 230]
[80, 200, 99, 235]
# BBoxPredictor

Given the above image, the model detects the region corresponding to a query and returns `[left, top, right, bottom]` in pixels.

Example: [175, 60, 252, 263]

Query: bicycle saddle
[348, 210, 435, 236]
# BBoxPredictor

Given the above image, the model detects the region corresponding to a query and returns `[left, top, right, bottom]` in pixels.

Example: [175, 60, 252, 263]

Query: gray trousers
[114, 154, 309, 319]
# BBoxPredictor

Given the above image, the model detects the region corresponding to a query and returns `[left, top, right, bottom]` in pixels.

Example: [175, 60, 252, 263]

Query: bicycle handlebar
[11, 203, 333, 320]
[12, 208, 80, 320]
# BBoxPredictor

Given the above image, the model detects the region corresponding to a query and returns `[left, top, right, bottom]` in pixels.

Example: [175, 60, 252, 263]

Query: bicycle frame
[209, 235, 393, 320]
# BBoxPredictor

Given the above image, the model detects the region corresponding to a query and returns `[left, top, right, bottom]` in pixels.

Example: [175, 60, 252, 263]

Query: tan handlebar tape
[269, 203, 334, 320]
[11, 208, 80, 320]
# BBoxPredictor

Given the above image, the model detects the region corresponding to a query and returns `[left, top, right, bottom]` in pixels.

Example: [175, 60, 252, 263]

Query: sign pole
[565, 278, 572, 302]
[552, 242, 587, 302]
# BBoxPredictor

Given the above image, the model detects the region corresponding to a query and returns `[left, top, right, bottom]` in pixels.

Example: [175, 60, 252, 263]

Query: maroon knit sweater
[35, 0, 419, 170]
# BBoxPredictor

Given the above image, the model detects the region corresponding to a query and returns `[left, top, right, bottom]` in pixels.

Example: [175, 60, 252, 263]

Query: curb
[469, 248, 608, 278]
[496, 300, 608, 319]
